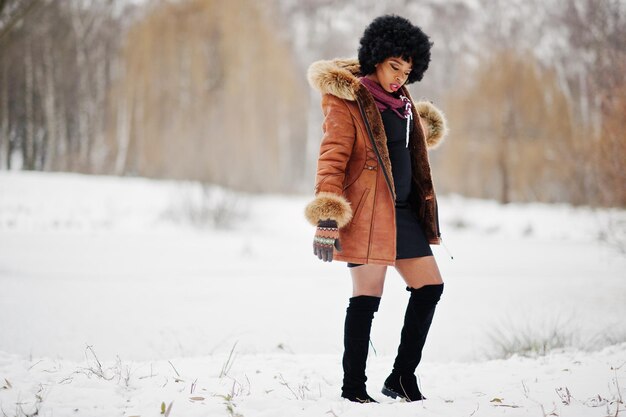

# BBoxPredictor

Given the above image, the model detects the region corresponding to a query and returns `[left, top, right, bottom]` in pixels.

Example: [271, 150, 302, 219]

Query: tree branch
[0, 0, 43, 44]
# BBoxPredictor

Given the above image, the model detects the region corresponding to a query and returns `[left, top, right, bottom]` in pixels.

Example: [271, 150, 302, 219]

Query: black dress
[347, 106, 432, 268]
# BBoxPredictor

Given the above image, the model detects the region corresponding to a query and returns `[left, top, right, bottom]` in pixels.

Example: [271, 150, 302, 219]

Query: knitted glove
[313, 219, 343, 262]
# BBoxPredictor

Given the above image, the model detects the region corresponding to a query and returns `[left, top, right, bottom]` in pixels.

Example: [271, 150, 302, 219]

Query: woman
[304, 15, 449, 403]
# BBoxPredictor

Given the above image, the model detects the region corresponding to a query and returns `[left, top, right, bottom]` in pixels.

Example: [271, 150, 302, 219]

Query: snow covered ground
[1, 171, 625, 416]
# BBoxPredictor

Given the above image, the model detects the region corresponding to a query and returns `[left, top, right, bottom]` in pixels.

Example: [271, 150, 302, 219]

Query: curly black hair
[358, 15, 433, 84]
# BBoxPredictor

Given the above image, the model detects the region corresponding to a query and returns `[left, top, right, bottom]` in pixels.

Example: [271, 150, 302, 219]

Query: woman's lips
[390, 83, 400, 91]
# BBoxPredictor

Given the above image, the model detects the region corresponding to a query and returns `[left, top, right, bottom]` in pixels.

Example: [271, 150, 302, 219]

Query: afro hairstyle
[358, 14, 433, 84]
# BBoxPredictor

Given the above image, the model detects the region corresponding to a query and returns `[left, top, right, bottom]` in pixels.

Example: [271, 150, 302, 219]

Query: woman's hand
[314, 219, 343, 262]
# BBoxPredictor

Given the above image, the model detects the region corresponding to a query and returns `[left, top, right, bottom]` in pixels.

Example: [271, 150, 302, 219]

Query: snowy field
[0, 171, 625, 416]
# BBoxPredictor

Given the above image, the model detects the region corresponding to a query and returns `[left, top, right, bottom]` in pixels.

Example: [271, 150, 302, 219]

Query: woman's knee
[352, 278, 385, 297]
[395, 256, 443, 288]
[353, 287, 384, 297]
[350, 264, 387, 297]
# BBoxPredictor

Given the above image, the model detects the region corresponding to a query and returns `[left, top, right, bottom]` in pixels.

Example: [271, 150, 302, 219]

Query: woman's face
[368, 56, 413, 93]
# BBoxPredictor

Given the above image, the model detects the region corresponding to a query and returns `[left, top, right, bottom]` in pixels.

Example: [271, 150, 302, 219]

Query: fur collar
[307, 58, 448, 149]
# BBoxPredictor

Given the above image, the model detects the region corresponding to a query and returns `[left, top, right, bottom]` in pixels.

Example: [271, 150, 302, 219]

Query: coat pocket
[345, 187, 370, 229]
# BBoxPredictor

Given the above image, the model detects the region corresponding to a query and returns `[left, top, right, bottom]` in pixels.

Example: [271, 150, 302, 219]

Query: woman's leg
[394, 256, 443, 289]
[350, 264, 388, 297]
[341, 264, 387, 402]
[382, 256, 444, 401]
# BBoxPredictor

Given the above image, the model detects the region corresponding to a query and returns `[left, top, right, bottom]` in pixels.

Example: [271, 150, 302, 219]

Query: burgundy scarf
[359, 76, 412, 120]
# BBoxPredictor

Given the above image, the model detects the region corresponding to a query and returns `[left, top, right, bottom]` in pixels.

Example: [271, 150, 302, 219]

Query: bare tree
[556, 0, 626, 207]
[0, 52, 8, 169]
[0, 0, 128, 172]
[0, 0, 42, 42]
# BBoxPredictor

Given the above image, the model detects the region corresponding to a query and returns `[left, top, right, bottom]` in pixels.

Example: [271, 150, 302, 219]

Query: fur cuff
[415, 101, 449, 149]
[304, 191, 353, 228]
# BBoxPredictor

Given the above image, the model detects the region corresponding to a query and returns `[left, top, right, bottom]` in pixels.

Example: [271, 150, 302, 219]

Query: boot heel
[381, 386, 398, 399]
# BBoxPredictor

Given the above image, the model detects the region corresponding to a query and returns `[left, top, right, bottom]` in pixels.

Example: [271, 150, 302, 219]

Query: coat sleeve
[304, 94, 355, 228]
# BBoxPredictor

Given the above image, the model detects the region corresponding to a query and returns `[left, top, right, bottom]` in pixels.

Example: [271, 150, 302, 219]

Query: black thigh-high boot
[341, 295, 381, 403]
[382, 283, 444, 401]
